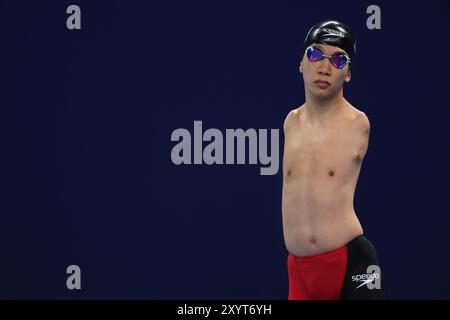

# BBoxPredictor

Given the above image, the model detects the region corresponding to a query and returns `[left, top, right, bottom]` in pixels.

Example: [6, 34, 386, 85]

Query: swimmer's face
[300, 43, 351, 97]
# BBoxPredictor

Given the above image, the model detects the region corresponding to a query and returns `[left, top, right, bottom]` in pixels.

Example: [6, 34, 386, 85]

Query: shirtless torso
[282, 101, 370, 256]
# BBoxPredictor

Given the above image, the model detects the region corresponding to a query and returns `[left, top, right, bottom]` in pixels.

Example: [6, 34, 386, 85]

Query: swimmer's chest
[284, 124, 360, 177]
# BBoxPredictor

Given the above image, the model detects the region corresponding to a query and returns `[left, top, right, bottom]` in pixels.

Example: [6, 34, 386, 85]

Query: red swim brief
[287, 234, 384, 300]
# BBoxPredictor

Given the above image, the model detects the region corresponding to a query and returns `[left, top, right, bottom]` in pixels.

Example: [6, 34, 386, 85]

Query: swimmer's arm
[282, 108, 298, 177]
[355, 112, 371, 160]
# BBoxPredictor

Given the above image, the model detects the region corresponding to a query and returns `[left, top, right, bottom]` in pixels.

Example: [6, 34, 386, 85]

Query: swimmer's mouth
[314, 80, 331, 86]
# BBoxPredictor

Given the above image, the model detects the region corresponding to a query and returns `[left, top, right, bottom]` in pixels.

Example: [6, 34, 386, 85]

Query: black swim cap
[303, 19, 356, 58]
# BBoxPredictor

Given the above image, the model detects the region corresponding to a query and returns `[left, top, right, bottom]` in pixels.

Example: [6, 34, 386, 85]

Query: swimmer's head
[303, 19, 356, 60]
[299, 20, 356, 96]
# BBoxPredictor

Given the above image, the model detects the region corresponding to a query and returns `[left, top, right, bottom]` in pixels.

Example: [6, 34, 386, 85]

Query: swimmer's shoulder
[345, 102, 371, 137]
[283, 104, 305, 132]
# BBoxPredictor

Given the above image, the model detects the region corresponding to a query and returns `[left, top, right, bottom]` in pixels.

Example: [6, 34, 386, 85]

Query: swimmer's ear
[345, 70, 351, 83]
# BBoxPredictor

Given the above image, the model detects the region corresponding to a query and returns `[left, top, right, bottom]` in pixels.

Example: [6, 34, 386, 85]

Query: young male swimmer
[282, 19, 385, 300]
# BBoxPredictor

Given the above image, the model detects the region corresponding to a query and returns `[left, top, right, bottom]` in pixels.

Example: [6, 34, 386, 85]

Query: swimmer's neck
[303, 90, 347, 125]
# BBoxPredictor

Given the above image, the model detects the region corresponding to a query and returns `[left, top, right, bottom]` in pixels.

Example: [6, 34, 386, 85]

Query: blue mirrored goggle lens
[307, 47, 323, 62]
[330, 54, 348, 69]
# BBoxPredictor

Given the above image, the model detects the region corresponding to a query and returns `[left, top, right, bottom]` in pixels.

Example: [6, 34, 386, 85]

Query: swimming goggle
[306, 46, 351, 69]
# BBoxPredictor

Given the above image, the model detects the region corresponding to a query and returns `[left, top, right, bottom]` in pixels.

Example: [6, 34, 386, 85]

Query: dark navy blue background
[2, 0, 449, 299]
